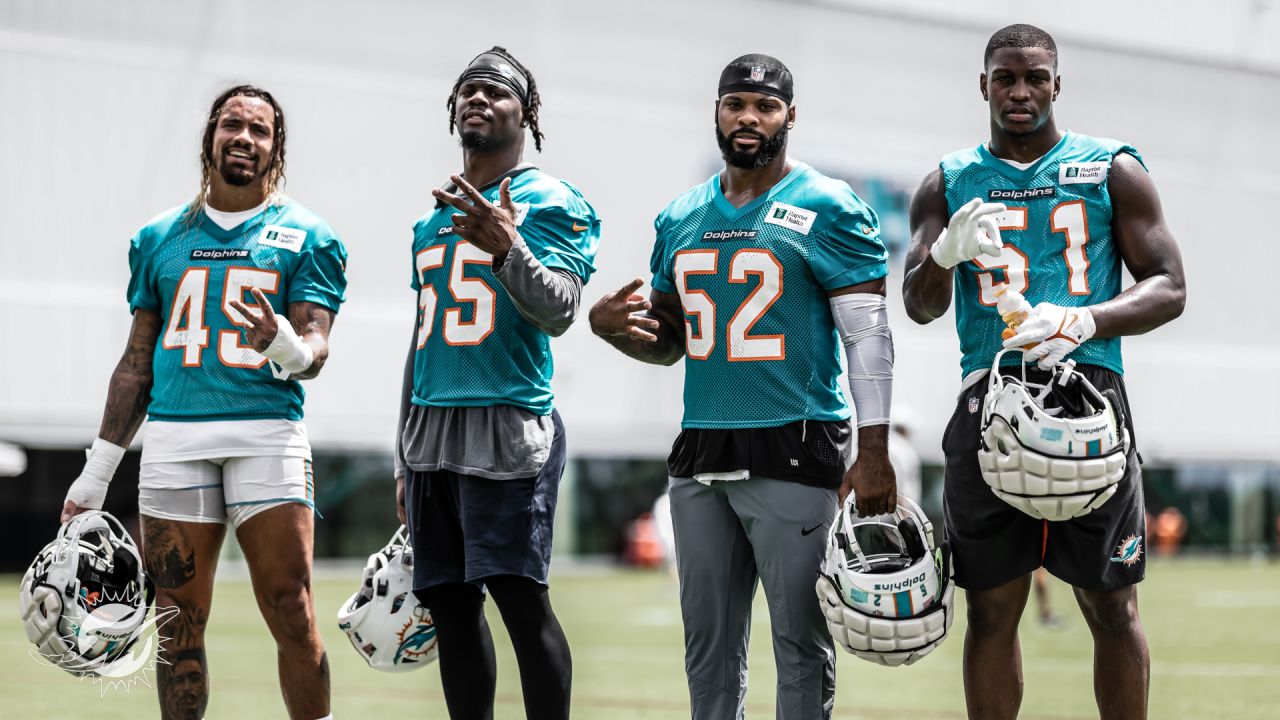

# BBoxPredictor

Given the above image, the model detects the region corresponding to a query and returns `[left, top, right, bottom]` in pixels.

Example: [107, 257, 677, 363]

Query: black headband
[718, 53, 793, 104]
[457, 47, 530, 105]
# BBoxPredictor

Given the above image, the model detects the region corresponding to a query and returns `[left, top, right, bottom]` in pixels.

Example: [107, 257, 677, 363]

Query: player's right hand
[588, 278, 661, 341]
[60, 500, 86, 524]
[930, 197, 1006, 269]
[60, 439, 124, 523]
[61, 477, 105, 523]
[395, 472, 407, 526]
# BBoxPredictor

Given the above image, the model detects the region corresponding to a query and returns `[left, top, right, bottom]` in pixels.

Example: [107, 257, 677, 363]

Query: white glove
[1003, 303, 1096, 370]
[62, 438, 126, 519]
[930, 198, 1007, 269]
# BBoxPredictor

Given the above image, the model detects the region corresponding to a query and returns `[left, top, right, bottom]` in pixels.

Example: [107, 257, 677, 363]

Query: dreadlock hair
[184, 84, 288, 224]
[984, 24, 1058, 70]
[446, 47, 545, 152]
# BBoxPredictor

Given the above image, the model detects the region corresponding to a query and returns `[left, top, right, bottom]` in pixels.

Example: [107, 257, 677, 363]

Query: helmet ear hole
[898, 517, 926, 561]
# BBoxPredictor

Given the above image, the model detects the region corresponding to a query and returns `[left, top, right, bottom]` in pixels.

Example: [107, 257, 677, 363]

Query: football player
[61, 85, 347, 720]
[590, 54, 895, 719]
[393, 47, 599, 720]
[902, 24, 1186, 719]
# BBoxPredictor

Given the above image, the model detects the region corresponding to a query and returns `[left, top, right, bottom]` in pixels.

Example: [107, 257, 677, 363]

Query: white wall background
[1, 0, 1277, 463]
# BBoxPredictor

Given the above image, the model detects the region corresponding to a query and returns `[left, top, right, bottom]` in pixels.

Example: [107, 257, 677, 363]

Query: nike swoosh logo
[572, 222, 589, 232]
[801, 524, 823, 536]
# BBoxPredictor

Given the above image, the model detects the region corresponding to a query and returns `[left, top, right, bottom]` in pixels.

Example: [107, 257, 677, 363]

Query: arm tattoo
[288, 302, 336, 380]
[98, 310, 161, 445]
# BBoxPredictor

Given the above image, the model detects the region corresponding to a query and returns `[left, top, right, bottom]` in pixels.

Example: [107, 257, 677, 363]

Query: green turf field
[4, 559, 1278, 718]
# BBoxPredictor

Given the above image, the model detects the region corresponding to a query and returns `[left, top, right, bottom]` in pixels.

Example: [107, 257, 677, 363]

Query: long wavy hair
[183, 85, 287, 224]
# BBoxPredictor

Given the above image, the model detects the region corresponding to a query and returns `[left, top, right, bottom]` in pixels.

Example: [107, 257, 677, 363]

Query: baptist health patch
[1059, 161, 1109, 185]
[259, 225, 307, 252]
[512, 202, 531, 227]
[764, 201, 817, 236]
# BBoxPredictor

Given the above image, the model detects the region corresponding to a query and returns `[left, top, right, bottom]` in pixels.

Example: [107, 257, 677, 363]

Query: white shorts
[140, 419, 311, 464]
[138, 456, 315, 528]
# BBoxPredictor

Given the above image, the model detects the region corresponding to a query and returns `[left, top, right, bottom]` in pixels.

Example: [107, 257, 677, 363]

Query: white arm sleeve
[829, 293, 893, 428]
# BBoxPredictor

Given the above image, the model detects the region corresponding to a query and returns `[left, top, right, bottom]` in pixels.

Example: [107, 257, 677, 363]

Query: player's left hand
[840, 450, 896, 517]
[433, 175, 519, 263]
[1003, 302, 1096, 370]
[228, 287, 280, 352]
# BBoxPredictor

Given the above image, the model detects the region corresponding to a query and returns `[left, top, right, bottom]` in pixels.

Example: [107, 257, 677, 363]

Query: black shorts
[943, 365, 1146, 592]
[667, 419, 851, 489]
[405, 410, 566, 591]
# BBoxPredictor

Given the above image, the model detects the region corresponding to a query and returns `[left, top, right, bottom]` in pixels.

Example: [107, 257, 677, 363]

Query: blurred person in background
[903, 24, 1185, 720]
[590, 53, 894, 719]
[393, 46, 600, 720]
[887, 404, 921, 502]
[61, 85, 347, 720]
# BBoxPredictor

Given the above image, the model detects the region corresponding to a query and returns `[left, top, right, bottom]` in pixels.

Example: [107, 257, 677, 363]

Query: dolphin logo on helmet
[19, 510, 154, 677]
[336, 526, 438, 672]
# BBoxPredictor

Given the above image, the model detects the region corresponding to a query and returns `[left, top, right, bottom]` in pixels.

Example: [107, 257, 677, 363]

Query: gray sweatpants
[669, 474, 838, 720]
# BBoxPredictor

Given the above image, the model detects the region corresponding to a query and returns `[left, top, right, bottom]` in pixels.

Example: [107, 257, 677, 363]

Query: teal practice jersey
[128, 199, 349, 420]
[410, 167, 599, 415]
[942, 131, 1142, 377]
[651, 163, 888, 429]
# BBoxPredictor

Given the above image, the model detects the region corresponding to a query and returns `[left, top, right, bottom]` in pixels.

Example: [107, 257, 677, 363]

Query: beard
[716, 124, 788, 169]
[459, 129, 490, 150]
[217, 148, 260, 187]
[459, 126, 519, 152]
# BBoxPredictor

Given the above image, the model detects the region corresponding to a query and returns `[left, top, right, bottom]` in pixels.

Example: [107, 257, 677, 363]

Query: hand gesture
[589, 278, 660, 341]
[227, 287, 280, 352]
[433, 175, 519, 261]
[840, 449, 897, 518]
[931, 197, 1006, 269]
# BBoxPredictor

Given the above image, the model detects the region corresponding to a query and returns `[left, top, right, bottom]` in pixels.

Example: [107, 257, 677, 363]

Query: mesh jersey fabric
[651, 163, 887, 429]
[127, 199, 348, 421]
[409, 167, 600, 416]
[942, 131, 1142, 377]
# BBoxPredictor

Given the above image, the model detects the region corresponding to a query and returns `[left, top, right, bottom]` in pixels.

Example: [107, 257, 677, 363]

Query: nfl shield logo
[968, 396, 980, 414]
[750, 65, 766, 82]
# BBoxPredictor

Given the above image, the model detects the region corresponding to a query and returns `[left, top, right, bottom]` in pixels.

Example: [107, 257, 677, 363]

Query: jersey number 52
[673, 248, 784, 362]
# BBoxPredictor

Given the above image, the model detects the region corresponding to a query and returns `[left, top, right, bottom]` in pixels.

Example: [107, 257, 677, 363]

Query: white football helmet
[978, 349, 1129, 521]
[817, 495, 955, 667]
[337, 526, 438, 672]
[18, 510, 153, 676]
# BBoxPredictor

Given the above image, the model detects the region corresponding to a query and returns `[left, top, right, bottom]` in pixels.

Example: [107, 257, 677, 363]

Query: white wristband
[263, 321, 315, 374]
[64, 438, 126, 511]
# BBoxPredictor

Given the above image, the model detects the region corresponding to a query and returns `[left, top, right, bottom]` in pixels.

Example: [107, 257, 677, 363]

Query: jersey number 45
[163, 266, 280, 370]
